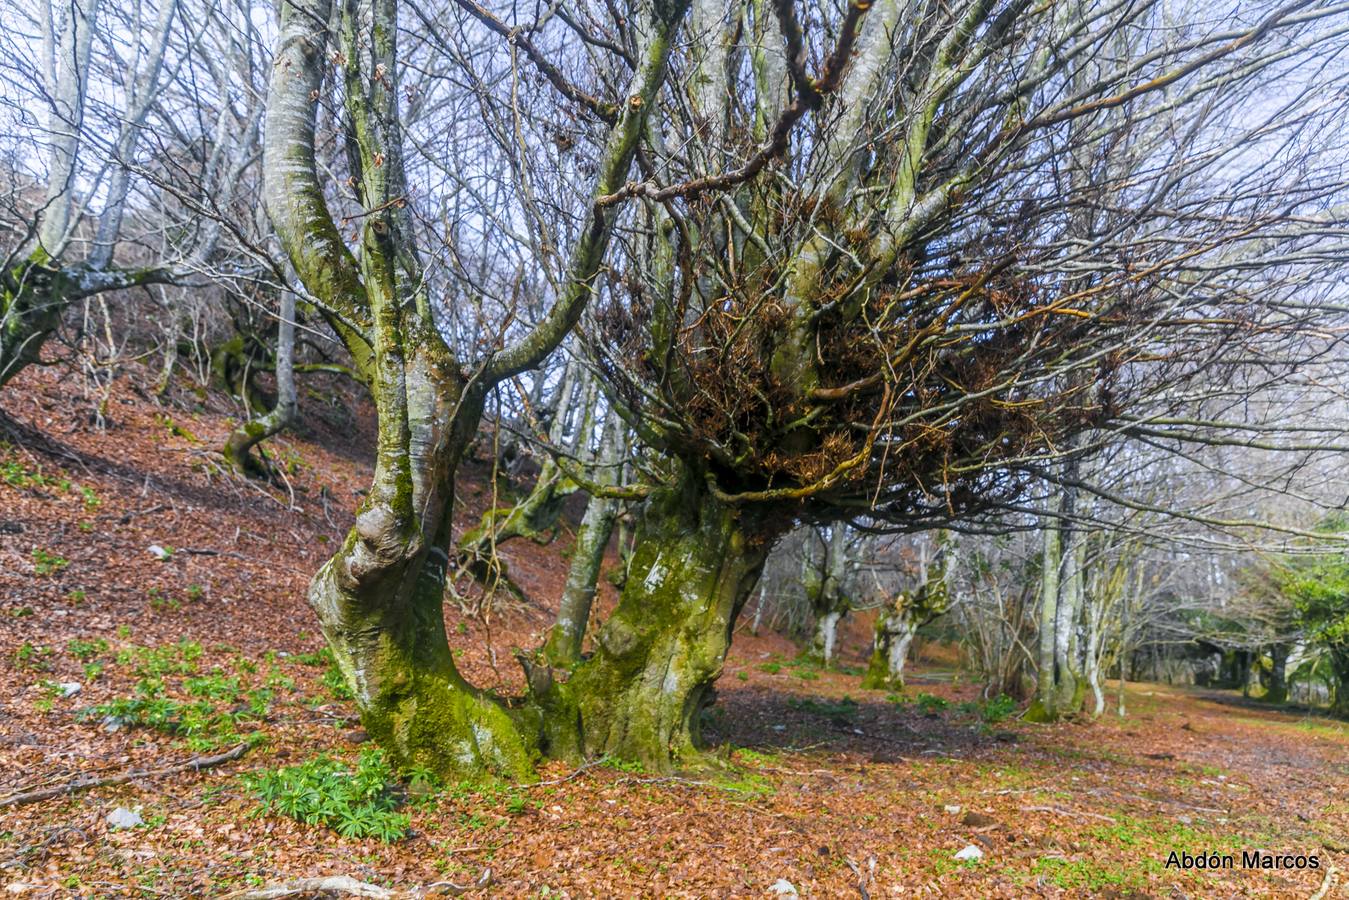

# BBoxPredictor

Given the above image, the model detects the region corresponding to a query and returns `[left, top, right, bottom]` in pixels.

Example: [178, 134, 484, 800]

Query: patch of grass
[712, 770, 775, 798]
[957, 694, 1017, 723]
[756, 662, 781, 675]
[733, 747, 780, 767]
[67, 638, 109, 661]
[13, 642, 53, 671]
[599, 757, 647, 775]
[915, 692, 950, 714]
[2, 458, 51, 489]
[243, 750, 410, 842]
[295, 646, 333, 667]
[87, 682, 258, 751]
[147, 587, 180, 612]
[76, 485, 100, 512]
[322, 661, 354, 701]
[118, 641, 203, 677]
[1031, 856, 1145, 891]
[32, 549, 69, 576]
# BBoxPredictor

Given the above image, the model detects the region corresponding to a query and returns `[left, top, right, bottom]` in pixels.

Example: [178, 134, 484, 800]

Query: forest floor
[1, 365, 1346, 899]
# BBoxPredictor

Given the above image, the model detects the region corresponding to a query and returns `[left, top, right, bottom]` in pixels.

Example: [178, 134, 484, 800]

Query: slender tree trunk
[39, 0, 100, 256]
[550, 468, 776, 772]
[1028, 513, 1063, 721]
[1116, 596, 1128, 718]
[223, 288, 298, 475]
[1081, 545, 1106, 717]
[1053, 533, 1084, 713]
[542, 412, 626, 667]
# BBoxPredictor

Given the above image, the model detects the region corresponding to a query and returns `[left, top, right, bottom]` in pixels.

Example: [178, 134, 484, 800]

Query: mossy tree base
[548, 470, 777, 773]
[310, 516, 537, 781]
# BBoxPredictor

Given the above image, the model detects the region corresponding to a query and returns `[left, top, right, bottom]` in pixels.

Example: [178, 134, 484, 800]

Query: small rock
[147, 545, 171, 560]
[943, 804, 962, 814]
[953, 844, 984, 861]
[768, 879, 799, 898]
[107, 807, 143, 830]
[56, 682, 81, 698]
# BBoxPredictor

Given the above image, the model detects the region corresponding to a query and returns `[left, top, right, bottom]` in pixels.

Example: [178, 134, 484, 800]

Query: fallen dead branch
[0, 742, 249, 808]
[1307, 859, 1337, 900]
[220, 869, 492, 898]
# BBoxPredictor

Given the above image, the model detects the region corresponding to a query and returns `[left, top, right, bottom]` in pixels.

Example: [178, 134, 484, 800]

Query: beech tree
[565, 0, 1349, 766]
[263, 0, 691, 776]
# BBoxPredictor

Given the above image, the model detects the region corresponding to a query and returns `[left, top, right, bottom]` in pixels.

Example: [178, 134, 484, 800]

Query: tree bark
[552, 468, 776, 772]
[223, 287, 298, 475]
[861, 603, 918, 691]
[542, 411, 626, 668]
[806, 527, 851, 667]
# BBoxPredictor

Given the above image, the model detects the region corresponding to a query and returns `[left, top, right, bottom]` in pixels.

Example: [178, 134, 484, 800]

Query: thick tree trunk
[554, 470, 774, 772]
[806, 526, 851, 667]
[1263, 643, 1290, 704]
[861, 604, 917, 691]
[308, 358, 536, 779]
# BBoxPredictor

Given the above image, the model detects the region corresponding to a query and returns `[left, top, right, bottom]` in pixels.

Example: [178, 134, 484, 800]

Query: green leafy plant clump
[243, 750, 411, 841]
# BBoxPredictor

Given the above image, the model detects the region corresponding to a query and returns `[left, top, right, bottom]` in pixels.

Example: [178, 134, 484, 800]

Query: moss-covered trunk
[1, 253, 88, 390]
[861, 605, 917, 691]
[1262, 643, 1290, 704]
[2, 255, 162, 391]
[556, 470, 774, 771]
[309, 355, 535, 779]
[805, 527, 851, 667]
[1329, 647, 1349, 718]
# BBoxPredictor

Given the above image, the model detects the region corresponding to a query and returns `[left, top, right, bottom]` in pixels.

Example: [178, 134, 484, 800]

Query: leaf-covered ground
[2, 367, 1346, 898]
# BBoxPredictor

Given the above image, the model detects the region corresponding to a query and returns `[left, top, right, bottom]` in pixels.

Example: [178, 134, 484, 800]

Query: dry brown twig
[0, 742, 249, 808]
